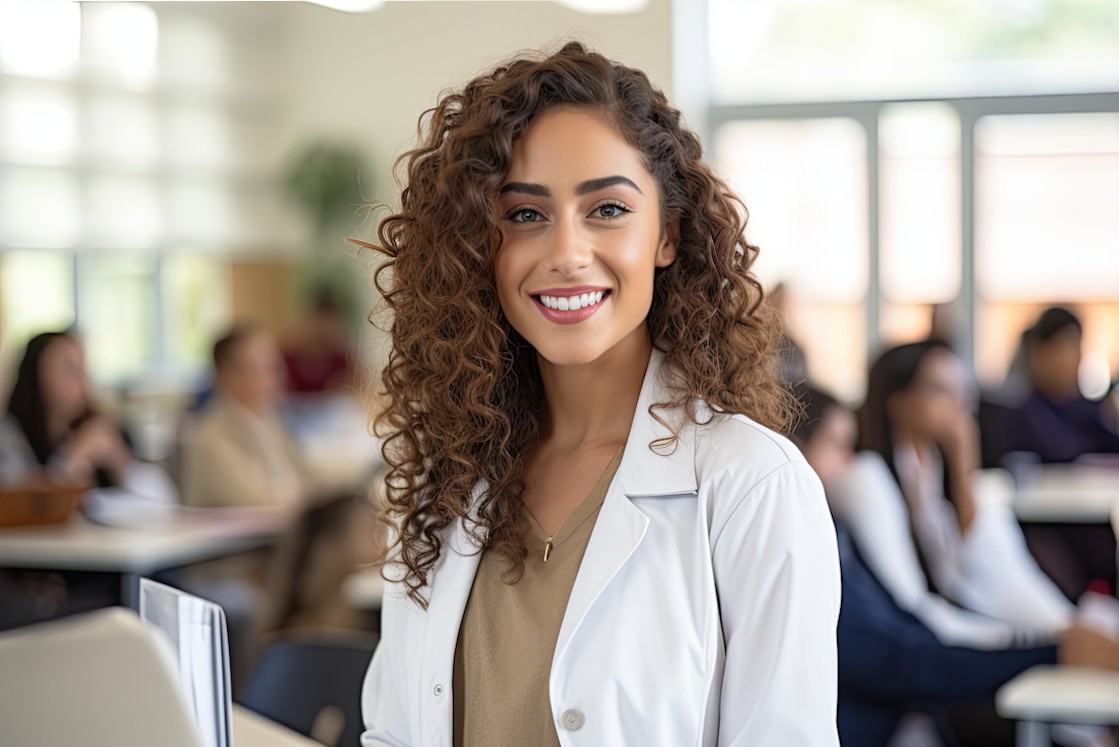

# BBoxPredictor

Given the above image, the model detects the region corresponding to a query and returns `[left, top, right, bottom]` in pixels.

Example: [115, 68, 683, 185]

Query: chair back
[241, 631, 378, 747]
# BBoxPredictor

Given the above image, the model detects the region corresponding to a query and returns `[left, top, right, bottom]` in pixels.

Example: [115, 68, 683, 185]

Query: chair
[240, 631, 378, 747]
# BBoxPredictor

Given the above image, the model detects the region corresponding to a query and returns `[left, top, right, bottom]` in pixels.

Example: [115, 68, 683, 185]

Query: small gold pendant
[543, 537, 554, 563]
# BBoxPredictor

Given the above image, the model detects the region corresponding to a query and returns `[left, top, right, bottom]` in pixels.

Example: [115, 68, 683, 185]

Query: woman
[794, 385, 1119, 747]
[0, 331, 131, 488]
[357, 43, 840, 746]
[829, 340, 1073, 649]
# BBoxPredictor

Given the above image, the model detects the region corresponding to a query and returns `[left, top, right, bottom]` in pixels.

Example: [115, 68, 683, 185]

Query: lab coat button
[560, 709, 584, 731]
[433, 683, 445, 696]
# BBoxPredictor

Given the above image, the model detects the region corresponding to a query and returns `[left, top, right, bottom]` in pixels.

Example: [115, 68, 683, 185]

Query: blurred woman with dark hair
[0, 330, 131, 488]
[1008, 306, 1119, 464]
[829, 340, 1073, 649]
[794, 384, 1119, 747]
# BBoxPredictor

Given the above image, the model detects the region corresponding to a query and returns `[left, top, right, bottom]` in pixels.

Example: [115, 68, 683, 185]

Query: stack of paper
[139, 578, 232, 747]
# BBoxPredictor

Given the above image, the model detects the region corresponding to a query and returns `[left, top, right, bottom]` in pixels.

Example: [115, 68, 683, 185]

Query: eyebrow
[499, 175, 644, 197]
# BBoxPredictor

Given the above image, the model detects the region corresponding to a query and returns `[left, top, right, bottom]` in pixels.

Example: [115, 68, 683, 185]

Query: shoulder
[0, 415, 33, 457]
[181, 402, 237, 451]
[844, 450, 895, 485]
[693, 411, 809, 495]
[691, 412, 830, 544]
[829, 450, 905, 526]
[0, 415, 26, 441]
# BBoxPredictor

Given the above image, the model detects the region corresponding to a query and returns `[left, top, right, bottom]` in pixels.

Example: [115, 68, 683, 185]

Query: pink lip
[530, 285, 608, 297]
[532, 291, 610, 325]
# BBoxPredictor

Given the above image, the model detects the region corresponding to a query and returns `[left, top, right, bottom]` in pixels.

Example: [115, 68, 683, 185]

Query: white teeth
[538, 291, 606, 311]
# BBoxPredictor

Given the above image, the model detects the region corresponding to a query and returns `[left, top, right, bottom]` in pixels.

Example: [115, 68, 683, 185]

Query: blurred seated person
[1008, 306, 1119, 464]
[180, 324, 307, 509]
[829, 341, 1074, 646]
[0, 331, 130, 488]
[0, 331, 173, 629]
[281, 291, 355, 395]
[794, 385, 1119, 747]
[260, 489, 385, 636]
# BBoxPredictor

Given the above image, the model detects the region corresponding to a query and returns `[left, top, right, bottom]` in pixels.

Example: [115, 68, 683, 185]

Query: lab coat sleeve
[360, 579, 412, 747]
[711, 460, 841, 746]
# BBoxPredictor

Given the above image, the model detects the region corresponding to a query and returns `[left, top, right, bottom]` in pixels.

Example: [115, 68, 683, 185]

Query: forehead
[504, 106, 652, 189]
[915, 348, 967, 386]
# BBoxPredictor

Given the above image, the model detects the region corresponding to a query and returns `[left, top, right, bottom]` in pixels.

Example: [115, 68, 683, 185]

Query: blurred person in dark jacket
[1008, 306, 1119, 464]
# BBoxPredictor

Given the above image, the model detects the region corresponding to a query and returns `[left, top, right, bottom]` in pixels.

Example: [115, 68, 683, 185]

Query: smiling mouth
[531, 290, 611, 324]
[535, 290, 607, 311]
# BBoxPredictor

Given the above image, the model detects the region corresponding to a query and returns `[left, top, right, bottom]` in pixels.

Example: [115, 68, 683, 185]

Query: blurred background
[0, 0, 1116, 426]
[0, 1, 1116, 745]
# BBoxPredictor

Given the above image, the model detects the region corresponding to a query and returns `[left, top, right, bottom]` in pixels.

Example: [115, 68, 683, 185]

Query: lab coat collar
[441, 346, 700, 552]
[615, 346, 701, 498]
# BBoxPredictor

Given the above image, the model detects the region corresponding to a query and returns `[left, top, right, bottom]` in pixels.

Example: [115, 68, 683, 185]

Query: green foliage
[283, 141, 369, 239]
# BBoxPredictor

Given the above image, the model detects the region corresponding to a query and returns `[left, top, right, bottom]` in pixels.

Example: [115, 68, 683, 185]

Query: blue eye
[594, 202, 630, 219]
[507, 207, 544, 223]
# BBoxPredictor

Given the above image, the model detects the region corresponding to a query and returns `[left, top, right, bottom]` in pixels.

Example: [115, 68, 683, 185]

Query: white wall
[274, 0, 675, 209]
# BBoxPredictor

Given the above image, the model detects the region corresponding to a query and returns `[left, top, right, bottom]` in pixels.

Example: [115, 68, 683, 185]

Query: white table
[1012, 465, 1119, 524]
[996, 665, 1119, 746]
[234, 705, 321, 747]
[0, 507, 289, 607]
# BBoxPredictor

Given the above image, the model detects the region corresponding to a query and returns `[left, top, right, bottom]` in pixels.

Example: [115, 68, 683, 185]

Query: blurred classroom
[0, 1, 1117, 746]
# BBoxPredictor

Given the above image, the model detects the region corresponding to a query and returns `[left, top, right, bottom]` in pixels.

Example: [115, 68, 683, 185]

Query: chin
[531, 340, 609, 368]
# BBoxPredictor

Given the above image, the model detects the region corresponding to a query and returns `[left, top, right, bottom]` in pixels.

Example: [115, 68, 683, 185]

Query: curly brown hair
[355, 41, 793, 606]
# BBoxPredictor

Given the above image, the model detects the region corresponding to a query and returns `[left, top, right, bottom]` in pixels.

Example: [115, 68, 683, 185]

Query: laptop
[0, 606, 208, 747]
[0, 582, 232, 747]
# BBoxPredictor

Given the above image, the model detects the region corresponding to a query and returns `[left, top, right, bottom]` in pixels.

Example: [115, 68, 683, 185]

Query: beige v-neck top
[451, 448, 624, 747]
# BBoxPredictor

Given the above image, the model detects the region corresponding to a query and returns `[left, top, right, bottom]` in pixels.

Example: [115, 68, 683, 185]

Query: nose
[542, 214, 593, 276]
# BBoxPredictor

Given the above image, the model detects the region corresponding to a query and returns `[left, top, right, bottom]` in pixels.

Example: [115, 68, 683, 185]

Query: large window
[708, 0, 1119, 104]
[715, 117, 868, 400]
[975, 112, 1119, 397]
[707, 0, 1119, 402]
[0, 2, 286, 386]
[711, 94, 1118, 402]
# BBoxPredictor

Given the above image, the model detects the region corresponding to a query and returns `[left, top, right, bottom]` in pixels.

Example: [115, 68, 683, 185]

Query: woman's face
[891, 348, 970, 440]
[493, 106, 677, 368]
[39, 335, 90, 425]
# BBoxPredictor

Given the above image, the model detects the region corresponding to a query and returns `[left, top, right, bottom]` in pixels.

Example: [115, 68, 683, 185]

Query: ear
[655, 215, 680, 268]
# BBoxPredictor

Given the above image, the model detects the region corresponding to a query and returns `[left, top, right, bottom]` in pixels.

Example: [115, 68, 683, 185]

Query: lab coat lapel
[552, 349, 698, 667]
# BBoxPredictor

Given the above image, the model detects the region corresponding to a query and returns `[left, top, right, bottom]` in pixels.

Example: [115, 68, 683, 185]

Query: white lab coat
[361, 350, 841, 746]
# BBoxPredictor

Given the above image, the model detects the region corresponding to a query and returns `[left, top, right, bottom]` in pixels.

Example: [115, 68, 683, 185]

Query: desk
[0, 507, 288, 607]
[1013, 465, 1119, 524]
[234, 705, 321, 747]
[996, 665, 1119, 746]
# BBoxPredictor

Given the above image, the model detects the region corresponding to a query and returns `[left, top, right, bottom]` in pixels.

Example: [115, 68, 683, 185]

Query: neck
[536, 326, 652, 450]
